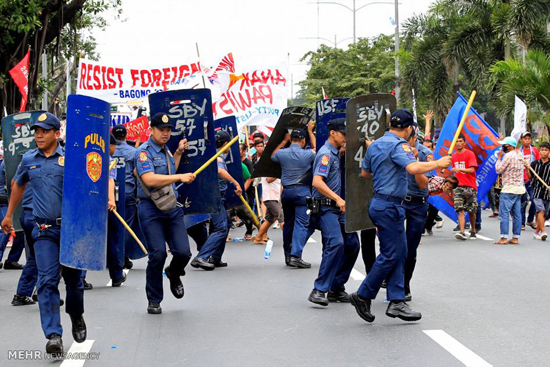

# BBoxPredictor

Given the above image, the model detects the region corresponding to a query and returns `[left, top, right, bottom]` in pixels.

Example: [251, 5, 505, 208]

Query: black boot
[45, 334, 63, 356]
[11, 294, 36, 306]
[70, 315, 87, 343]
[385, 301, 422, 321]
[349, 292, 375, 323]
[308, 289, 328, 306]
[288, 257, 311, 269]
[327, 290, 350, 303]
[147, 301, 162, 314]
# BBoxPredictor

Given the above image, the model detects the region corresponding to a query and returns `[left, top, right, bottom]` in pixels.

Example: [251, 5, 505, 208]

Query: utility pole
[42, 52, 48, 111]
[353, 0, 356, 44]
[394, 0, 400, 106]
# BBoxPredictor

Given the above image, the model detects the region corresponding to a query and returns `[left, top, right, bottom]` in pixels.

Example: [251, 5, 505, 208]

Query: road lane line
[350, 268, 365, 281]
[106, 269, 129, 287]
[475, 234, 494, 241]
[423, 330, 492, 367]
[60, 340, 95, 367]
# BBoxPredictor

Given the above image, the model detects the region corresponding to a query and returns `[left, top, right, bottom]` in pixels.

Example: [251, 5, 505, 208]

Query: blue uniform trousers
[124, 195, 147, 260]
[16, 209, 38, 297]
[310, 207, 359, 292]
[358, 197, 407, 301]
[107, 211, 124, 281]
[32, 224, 84, 338]
[138, 199, 191, 304]
[404, 201, 428, 294]
[282, 185, 311, 258]
[187, 221, 208, 252]
[197, 198, 229, 260]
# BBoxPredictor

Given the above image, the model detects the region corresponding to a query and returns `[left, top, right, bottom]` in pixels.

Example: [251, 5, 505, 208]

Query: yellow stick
[528, 165, 550, 190]
[193, 135, 239, 176]
[448, 91, 477, 156]
[112, 210, 148, 255]
[238, 194, 261, 228]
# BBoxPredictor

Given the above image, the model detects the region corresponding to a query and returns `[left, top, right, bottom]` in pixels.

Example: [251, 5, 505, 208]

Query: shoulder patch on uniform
[321, 155, 330, 166]
[402, 144, 412, 153]
[139, 151, 148, 162]
[58, 156, 65, 167]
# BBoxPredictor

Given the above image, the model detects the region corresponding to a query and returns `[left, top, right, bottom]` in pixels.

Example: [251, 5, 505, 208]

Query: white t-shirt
[261, 178, 281, 201]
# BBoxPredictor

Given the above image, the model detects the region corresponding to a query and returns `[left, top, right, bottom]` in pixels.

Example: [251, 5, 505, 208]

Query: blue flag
[428, 93, 500, 223]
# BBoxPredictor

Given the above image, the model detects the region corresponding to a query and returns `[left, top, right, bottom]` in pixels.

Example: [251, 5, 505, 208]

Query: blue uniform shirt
[15, 144, 64, 219]
[0, 160, 7, 196]
[312, 141, 341, 199]
[362, 131, 416, 200]
[135, 137, 177, 199]
[13, 161, 33, 209]
[272, 144, 315, 186]
[406, 142, 433, 198]
[217, 152, 228, 194]
[109, 156, 117, 180]
[114, 141, 137, 197]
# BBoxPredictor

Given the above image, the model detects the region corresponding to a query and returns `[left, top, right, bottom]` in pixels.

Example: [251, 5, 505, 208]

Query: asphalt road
[0, 208, 548, 367]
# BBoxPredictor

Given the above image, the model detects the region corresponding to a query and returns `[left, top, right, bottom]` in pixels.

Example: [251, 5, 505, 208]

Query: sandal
[493, 239, 508, 245]
[244, 234, 252, 240]
[489, 213, 499, 218]
[507, 239, 519, 245]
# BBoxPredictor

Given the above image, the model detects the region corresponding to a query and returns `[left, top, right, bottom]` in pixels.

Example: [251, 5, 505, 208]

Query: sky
[91, 0, 436, 99]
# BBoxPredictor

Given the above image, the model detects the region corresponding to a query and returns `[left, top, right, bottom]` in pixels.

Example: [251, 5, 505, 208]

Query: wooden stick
[528, 164, 550, 190]
[193, 135, 239, 176]
[112, 210, 148, 255]
[238, 194, 261, 228]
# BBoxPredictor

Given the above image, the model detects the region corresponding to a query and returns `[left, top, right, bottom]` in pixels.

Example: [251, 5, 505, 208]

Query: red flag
[9, 50, 31, 112]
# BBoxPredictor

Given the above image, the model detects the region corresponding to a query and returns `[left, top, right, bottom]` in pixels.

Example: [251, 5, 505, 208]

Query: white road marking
[350, 268, 366, 281]
[475, 234, 494, 241]
[60, 340, 95, 367]
[307, 238, 317, 243]
[106, 269, 130, 287]
[423, 330, 492, 367]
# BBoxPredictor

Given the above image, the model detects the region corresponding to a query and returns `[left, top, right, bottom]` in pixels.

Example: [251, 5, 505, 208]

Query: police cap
[31, 112, 61, 131]
[291, 129, 306, 140]
[215, 129, 232, 147]
[112, 124, 127, 139]
[389, 109, 415, 128]
[110, 133, 120, 146]
[150, 113, 172, 129]
[327, 118, 346, 134]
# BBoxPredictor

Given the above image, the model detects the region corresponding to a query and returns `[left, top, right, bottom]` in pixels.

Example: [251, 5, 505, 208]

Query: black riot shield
[315, 98, 349, 149]
[251, 106, 314, 179]
[1, 111, 42, 231]
[148, 89, 221, 215]
[215, 116, 245, 209]
[345, 94, 395, 232]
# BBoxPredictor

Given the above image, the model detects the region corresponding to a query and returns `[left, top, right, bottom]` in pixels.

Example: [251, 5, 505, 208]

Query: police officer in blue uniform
[2, 112, 86, 355]
[307, 118, 360, 306]
[403, 126, 433, 302]
[112, 124, 144, 269]
[135, 112, 195, 314]
[350, 110, 451, 323]
[191, 129, 242, 270]
[271, 125, 316, 267]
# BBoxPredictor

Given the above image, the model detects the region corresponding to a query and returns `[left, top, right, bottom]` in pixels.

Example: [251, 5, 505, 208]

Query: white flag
[511, 95, 527, 142]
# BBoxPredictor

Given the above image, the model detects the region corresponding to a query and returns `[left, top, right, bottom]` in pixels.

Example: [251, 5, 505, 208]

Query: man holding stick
[527, 141, 550, 241]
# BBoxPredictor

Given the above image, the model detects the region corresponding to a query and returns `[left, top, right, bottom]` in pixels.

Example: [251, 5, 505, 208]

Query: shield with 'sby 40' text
[345, 94, 394, 232]
[1, 111, 41, 231]
[61, 95, 110, 270]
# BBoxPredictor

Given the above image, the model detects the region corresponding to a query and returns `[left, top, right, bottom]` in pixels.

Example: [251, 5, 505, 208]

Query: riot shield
[251, 106, 314, 179]
[110, 161, 126, 266]
[61, 95, 110, 270]
[315, 98, 349, 149]
[148, 89, 221, 215]
[1, 111, 41, 231]
[345, 94, 394, 232]
[184, 214, 210, 228]
[215, 116, 245, 209]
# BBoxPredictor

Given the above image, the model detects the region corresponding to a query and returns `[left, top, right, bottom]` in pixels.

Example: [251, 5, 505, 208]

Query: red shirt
[522, 146, 540, 182]
[452, 149, 478, 189]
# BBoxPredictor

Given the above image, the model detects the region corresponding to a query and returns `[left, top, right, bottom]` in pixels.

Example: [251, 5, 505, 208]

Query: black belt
[283, 184, 308, 189]
[35, 217, 62, 226]
[319, 198, 338, 207]
[404, 196, 427, 204]
[373, 194, 404, 204]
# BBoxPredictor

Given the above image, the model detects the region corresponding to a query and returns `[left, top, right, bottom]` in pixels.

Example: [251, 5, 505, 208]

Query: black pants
[360, 228, 377, 275]
[425, 204, 439, 231]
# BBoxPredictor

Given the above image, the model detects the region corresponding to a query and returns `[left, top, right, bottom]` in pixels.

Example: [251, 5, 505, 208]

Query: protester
[519, 132, 539, 230]
[252, 177, 281, 245]
[527, 141, 550, 240]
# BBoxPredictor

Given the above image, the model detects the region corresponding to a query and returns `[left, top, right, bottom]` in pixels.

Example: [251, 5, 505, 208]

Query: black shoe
[70, 315, 87, 343]
[112, 272, 127, 287]
[164, 266, 184, 299]
[405, 292, 412, 302]
[425, 229, 433, 236]
[11, 294, 36, 306]
[308, 289, 329, 306]
[190, 257, 215, 271]
[46, 334, 63, 356]
[3, 260, 24, 270]
[327, 290, 350, 303]
[380, 280, 387, 289]
[386, 301, 422, 321]
[147, 301, 162, 314]
[475, 225, 481, 233]
[285, 257, 291, 266]
[82, 279, 93, 290]
[349, 292, 375, 323]
[288, 257, 311, 269]
[123, 257, 133, 270]
[31, 291, 64, 306]
[0, 261, 3, 270]
[453, 223, 470, 231]
[207, 256, 227, 267]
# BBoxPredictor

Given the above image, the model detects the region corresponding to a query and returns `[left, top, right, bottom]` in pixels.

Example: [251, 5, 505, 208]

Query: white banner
[76, 58, 203, 103]
[511, 95, 527, 142]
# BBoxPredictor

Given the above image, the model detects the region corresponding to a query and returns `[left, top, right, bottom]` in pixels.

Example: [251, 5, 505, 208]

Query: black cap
[31, 112, 61, 131]
[252, 131, 264, 139]
[110, 133, 120, 146]
[521, 131, 532, 138]
[215, 129, 231, 148]
[389, 109, 415, 128]
[150, 113, 172, 129]
[291, 129, 306, 140]
[112, 124, 127, 138]
[328, 118, 346, 134]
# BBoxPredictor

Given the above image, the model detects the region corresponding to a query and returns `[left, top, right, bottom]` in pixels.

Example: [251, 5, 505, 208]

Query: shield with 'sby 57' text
[345, 94, 394, 232]
[61, 95, 110, 270]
